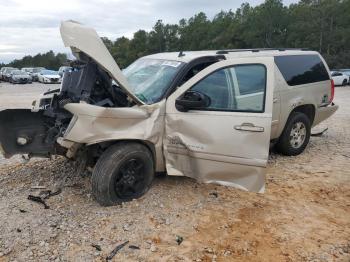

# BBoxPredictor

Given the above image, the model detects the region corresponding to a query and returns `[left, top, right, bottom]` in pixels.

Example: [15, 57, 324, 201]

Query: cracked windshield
[123, 58, 184, 104]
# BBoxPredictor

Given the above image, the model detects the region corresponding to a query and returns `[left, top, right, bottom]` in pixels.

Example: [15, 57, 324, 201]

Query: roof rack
[216, 48, 309, 54]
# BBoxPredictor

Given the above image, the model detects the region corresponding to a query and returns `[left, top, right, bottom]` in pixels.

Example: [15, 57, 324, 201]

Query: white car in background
[22, 67, 34, 74]
[338, 69, 350, 79]
[31, 67, 46, 81]
[331, 71, 349, 86]
[38, 70, 62, 84]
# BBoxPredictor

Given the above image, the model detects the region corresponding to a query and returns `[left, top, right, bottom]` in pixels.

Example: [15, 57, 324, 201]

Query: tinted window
[275, 55, 329, 86]
[190, 64, 266, 112]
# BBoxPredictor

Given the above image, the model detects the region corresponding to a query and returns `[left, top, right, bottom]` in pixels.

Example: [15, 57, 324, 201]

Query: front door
[164, 57, 275, 192]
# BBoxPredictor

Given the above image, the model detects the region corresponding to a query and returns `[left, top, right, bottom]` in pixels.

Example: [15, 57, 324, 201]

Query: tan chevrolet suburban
[0, 21, 338, 206]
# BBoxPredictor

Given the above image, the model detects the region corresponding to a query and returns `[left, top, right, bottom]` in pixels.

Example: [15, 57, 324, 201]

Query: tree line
[1, 51, 68, 70]
[2, 0, 349, 70]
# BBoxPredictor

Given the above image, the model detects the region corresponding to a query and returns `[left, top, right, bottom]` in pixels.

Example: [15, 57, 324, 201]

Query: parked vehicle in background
[331, 71, 349, 86]
[9, 70, 32, 84]
[31, 67, 46, 81]
[2, 68, 19, 82]
[0, 21, 338, 206]
[0, 67, 15, 81]
[338, 69, 350, 78]
[21, 67, 34, 74]
[38, 70, 62, 83]
[58, 66, 72, 77]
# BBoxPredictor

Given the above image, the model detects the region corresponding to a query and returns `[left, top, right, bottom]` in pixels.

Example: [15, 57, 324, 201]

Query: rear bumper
[313, 103, 339, 126]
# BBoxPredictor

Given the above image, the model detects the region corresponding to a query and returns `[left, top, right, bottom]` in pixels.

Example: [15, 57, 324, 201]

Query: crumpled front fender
[62, 102, 166, 171]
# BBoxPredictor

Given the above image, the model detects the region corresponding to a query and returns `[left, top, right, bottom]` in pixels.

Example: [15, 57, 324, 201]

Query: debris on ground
[176, 235, 184, 245]
[106, 241, 129, 260]
[150, 244, 157, 252]
[91, 244, 102, 251]
[209, 191, 218, 198]
[39, 188, 62, 199]
[129, 245, 140, 250]
[311, 127, 329, 136]
[31, 185, 46, 190]
[27, 195, 49, 209]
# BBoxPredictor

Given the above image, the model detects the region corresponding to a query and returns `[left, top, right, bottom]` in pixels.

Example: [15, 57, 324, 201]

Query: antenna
[178, 51, 185, 57]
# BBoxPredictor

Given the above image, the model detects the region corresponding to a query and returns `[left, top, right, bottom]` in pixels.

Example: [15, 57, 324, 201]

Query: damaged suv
[0, 21, 338, 206]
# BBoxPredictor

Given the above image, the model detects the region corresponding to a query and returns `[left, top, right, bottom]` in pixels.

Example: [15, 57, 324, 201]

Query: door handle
[273, 98, 279, 103]
[234, 123, 264, 132]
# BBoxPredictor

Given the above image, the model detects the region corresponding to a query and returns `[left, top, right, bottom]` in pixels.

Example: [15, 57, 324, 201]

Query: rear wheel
[276, 112, 311, 156]
[92, 142, 154, 206]
[342, 79, 347, 86]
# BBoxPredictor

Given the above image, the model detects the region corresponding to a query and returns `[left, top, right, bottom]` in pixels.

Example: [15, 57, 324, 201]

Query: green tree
[5, 51, 67, 70]
[3, 0, 349, 69]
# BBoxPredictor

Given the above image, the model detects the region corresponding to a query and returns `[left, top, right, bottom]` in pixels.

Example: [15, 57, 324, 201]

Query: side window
[190, 64, 266, 112]
[275, 55, 330, 86]
[180, 62, 215, 86]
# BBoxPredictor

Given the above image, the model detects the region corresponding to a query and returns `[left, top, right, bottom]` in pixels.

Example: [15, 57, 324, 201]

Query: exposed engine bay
[0, 59, 132, 159]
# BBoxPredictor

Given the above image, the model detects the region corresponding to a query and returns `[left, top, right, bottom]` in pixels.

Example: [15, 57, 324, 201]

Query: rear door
[164, 57, 274, 192]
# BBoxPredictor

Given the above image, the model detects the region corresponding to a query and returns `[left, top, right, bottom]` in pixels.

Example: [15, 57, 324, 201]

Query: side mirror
[175, 90, 211, 112]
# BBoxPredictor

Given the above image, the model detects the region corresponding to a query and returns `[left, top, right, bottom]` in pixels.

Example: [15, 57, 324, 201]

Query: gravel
[0, 82, 349, 261]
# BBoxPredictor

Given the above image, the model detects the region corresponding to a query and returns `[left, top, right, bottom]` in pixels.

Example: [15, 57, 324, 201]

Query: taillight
[329, 79, 335, 103]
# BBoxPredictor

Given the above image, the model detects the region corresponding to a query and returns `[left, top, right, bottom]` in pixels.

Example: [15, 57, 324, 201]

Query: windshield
[12, 70, 27, 75]
[5, 68, 17, 73]
[42, 70, 58, 75]
[123, 58, 184, 104]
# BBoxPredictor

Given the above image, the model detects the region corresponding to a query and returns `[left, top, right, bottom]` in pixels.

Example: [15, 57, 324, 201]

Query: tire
[276, 112, 311, 156]
[92, 142, 154, 206]
[342, 79, 347, 86]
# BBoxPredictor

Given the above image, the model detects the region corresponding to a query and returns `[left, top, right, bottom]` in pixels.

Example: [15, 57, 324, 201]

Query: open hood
[60, 20, 144, 105]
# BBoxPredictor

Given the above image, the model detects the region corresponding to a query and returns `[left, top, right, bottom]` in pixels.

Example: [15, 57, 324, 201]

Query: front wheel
[92, 142, 154, 206]
[342, 79, 348, 86]
[276, 112, 311, 156]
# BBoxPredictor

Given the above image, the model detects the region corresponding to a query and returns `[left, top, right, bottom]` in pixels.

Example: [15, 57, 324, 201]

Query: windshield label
[162, 61, 181, 68]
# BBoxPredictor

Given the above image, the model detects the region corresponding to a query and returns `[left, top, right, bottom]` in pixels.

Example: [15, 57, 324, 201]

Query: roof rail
[216, 48, 309, 54]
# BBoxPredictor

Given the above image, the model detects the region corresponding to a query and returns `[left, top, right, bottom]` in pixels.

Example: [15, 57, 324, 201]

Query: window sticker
[162, 61, 181, 68]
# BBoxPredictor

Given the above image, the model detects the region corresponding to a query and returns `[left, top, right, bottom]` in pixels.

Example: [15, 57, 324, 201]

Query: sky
[0, 0, 297, 63]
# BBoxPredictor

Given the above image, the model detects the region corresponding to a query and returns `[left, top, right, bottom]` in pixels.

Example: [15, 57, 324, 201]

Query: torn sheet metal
[62, 101, 166, 171]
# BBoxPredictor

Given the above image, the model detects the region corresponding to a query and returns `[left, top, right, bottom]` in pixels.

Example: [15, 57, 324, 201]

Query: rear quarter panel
[273, 65, 331, 139]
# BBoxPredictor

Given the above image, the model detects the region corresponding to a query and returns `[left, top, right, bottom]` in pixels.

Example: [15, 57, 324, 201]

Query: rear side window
[275, 55, 329, 86]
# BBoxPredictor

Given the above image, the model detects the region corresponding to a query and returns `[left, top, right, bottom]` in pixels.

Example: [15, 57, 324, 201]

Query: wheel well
[88, 139, 156, 169]
[290, 104, 315, 125]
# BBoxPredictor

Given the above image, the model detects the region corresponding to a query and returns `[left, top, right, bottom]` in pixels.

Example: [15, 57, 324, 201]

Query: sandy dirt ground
[0, 82, 349, 262]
